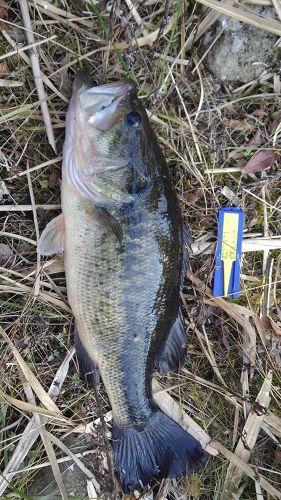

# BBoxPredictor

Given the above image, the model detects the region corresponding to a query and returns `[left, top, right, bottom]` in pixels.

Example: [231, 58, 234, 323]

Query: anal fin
[155, 309, 186, 376]
[75, 327, 100, 385]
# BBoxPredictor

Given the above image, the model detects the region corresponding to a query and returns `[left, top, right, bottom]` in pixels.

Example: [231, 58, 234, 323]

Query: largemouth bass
[38, 73, 205, 492]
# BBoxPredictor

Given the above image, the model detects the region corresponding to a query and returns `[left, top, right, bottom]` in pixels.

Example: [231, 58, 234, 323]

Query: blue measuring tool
[213, 207, 245, 298]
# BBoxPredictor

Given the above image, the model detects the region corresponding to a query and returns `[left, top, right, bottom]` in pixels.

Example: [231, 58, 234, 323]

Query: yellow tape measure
[213, 207, 245, 298]
[221, 213, 239, 296]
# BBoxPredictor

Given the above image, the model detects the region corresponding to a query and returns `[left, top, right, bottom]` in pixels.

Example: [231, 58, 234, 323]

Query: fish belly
[63, 186, 164, 429]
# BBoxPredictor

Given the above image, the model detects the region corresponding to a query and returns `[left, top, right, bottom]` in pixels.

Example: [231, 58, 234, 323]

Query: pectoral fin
[97, 207, 123, 244]
[37, 213, 65, 256]
[155, 309, 186, 376]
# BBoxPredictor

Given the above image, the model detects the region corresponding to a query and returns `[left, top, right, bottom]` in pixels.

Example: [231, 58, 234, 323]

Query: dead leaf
[0, 5, 7, 16]
[260, 315, 272, 331]
[0, 243, 13, 265]
[268, 119, 280, 135]
[0, 61, 9, 75]
[228, 149, 245, 160]
[242, 150, 277, 174]
[48, 170, 60, 188]
[250, 109, 267, 118]
[247, 208, 259, 228]
[185, 190, 202, 204]
[261, 316, 281, 336]
[0, 4, 9, 30]
[222, 118, 254, 131]
[248, 129, 262, 147]
[200, 216, 213, 228]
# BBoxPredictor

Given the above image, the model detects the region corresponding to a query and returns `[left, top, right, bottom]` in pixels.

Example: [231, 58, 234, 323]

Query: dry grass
[0, 0, 281, 498]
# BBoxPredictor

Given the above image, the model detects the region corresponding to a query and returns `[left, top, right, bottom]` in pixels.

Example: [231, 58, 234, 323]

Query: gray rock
[26, 434, 114, 499]
[202, 8, 281, 83]
[27, 435, 90, 498]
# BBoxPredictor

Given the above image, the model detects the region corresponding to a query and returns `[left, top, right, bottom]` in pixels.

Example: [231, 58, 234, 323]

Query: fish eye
[126, 111, 141, 128]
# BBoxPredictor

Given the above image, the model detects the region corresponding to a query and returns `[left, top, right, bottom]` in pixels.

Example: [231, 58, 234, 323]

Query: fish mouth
[79, 80, 136, 130]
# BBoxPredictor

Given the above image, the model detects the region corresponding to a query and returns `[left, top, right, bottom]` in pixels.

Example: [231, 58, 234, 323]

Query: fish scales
[63, 183, 178, 427]
[38, 74, 206, 492]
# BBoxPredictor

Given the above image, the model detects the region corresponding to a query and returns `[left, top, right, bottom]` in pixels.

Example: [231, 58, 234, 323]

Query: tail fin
[112, 411, 206, 493]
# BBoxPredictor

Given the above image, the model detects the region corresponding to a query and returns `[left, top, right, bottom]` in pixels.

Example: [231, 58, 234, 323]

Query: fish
[38, 72, 206, 493]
